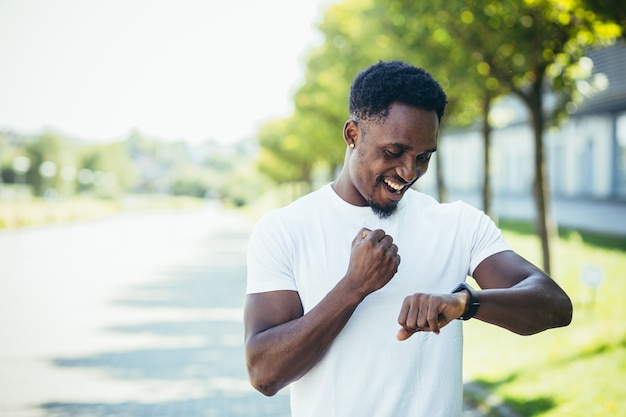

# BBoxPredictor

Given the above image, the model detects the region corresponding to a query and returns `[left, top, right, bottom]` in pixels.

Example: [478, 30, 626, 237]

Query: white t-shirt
[247, 184, 510, 417]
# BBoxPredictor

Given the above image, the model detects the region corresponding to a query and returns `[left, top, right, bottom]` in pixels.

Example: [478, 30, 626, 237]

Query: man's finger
[396, 327, 414, 341]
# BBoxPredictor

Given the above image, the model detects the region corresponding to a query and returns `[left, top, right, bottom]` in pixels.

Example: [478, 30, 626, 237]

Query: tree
[79, 141, 137, 195]
[373, 2, 499, 210]
[444, 0, 621, 274]
[582, 0, 626, 32]
[256, 117, 316, 191]
[24, 131, 75, 196]
[255, 0, 382, 190]
[256, 2, 620, 278]
[378, 0, 621, 274]
[290, 0, 389, 181]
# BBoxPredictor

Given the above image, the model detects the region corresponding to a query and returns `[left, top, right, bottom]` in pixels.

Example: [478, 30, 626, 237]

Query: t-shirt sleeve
[461, 203, 511, 275]
[246, 210, 298, 294]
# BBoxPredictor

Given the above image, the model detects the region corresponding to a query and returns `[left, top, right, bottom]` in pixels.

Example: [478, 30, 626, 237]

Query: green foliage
[374, 1, 487, 128]
[256, 0, 403, 186]
[79, 141, 138, 196]
[169, 167, 211, 198]
[23, 131, 75, 196]
[256, 117, 317, 187]
[254, 0, 622, 203]
[218, 162, 273, 208]
[0, 129, 262, 206]
[582, 0, 626, 31]
[442, 0, 621, 120]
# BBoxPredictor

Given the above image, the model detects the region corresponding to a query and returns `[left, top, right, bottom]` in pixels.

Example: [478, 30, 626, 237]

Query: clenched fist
[344, 228, 401, 298]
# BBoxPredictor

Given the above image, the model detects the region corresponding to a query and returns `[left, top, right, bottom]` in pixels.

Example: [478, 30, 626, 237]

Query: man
[244, 61, 572, 416]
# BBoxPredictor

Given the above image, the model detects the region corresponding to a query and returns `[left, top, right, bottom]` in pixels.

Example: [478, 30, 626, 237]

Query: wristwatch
[452, 283, 480, 320]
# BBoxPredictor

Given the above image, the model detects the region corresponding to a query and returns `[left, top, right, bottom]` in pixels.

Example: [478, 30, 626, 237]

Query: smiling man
[244, 61, 572, 417]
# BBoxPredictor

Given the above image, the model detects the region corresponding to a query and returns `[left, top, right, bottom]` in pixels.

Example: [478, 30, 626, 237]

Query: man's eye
[417, 153, 432, 162]
[385, 150, 402, 158]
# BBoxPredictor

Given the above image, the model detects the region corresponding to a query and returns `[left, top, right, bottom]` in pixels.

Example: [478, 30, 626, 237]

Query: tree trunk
[527, 85, 556, 276]
[482, 94, 493, 218]
[435, 142, 447, 203]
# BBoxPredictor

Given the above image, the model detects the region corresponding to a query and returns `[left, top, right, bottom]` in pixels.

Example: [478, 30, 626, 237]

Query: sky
[0, 0, 336, 144]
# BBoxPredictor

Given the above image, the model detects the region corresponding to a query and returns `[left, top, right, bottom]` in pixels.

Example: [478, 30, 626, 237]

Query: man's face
[345, 103, 439, 218]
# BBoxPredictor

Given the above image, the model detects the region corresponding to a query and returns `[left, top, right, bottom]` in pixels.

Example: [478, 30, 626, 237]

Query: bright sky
[0, 0, 336, 144]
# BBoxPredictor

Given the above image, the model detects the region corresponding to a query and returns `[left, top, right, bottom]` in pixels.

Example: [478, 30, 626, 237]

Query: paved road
[0, 204, 488, 417]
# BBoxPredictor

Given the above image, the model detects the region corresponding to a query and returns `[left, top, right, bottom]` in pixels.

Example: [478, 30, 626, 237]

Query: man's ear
[343, 119, 358, 148]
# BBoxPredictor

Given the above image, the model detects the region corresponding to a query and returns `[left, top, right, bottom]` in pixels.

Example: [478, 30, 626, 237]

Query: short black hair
[349, 61, 447, 123]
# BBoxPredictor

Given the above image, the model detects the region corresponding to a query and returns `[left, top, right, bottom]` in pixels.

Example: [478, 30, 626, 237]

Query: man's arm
[396, 250, 572, 338]
[244, 285, 363, 396]
[471, 250, 572, 335]
[244, 228, 401, 396]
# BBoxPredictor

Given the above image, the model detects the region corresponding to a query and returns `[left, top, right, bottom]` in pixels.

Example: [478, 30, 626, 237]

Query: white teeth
[384, 179, 403, 191]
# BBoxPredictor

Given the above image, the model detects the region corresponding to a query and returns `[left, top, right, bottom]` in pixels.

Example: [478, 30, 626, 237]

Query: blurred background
[1, 0, 625, 416]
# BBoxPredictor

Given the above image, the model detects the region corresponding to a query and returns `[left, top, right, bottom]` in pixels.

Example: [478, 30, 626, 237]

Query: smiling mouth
[383, 178, 407, 195]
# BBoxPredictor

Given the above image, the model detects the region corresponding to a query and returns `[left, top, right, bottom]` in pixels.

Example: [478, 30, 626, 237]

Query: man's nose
[396, 158, 417, 183]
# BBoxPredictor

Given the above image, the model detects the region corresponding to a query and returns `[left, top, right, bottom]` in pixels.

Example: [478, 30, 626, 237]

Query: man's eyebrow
[388, 142, 437, 153]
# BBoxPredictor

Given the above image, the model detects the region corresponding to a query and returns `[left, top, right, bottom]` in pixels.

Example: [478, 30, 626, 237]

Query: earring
[349, 143, 355, 149]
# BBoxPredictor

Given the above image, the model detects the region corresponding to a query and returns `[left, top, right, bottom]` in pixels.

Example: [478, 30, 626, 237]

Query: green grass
[463, 222, 626, 417]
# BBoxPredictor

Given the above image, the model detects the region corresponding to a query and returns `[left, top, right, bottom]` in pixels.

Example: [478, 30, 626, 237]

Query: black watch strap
[452, 283, 480, 320]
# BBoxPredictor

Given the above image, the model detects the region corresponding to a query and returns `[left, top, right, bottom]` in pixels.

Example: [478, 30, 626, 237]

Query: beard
[367, 180, 399, 219]
[365, 175, 411, 219]
[370, 201, 397, 219]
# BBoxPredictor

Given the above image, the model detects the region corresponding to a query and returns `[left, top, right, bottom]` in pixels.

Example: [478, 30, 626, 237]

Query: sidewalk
[0, 205, 501, 417]
[447, 193, 626, 237]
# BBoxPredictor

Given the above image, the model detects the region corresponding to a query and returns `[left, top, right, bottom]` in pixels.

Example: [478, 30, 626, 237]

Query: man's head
[334, 61, 447, 218]
[349, 61, 447, 125]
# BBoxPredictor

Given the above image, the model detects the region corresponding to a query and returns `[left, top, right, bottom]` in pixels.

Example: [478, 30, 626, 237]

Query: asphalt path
[0, 204, 488, 417]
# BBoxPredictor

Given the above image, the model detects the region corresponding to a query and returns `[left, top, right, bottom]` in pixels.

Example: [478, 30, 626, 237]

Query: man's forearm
[474, 276, 573, 335]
